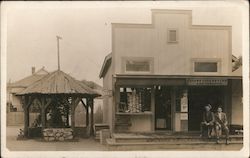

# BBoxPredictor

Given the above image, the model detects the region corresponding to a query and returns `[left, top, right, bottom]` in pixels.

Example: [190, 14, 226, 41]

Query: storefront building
[99, 9, 242, 133]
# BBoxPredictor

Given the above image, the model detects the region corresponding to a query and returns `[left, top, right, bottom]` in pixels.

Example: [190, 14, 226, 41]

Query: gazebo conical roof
[17, 70, 101, 97]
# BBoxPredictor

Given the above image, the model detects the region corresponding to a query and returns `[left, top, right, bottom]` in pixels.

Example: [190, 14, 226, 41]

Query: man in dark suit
[214, 107, 229, 144]
[200, 104, 214, 138]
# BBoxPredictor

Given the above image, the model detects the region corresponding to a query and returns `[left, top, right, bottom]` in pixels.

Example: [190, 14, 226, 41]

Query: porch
[106, 132, 243, 151]
[112, 75, 242, 133]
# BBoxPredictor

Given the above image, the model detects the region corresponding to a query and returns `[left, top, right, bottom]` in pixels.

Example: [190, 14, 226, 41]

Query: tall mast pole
[56, 36, 62, 70]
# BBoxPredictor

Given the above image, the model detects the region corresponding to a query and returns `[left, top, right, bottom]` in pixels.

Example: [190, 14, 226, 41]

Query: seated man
[214, 107, 230, 144]
[200, 104, 214, 138]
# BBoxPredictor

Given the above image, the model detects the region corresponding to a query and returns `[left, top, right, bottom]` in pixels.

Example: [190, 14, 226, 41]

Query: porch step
[106, 133, 243, 150]
[112, 133, 243, 143]
[106, 138, 243, 151]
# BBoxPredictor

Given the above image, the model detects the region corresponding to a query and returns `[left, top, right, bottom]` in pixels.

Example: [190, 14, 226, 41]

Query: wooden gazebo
[17, 70, 101, 138]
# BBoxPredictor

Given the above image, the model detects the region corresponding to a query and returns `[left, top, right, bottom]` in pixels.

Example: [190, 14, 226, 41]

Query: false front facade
[99, 10, 242, 133]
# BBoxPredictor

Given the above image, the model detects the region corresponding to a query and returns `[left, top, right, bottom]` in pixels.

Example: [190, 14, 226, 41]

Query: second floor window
[122, 57, 154, 73]
[194, 62, 218, 72]
[126, 60, 150, 72]
[168, 29, 178, 43]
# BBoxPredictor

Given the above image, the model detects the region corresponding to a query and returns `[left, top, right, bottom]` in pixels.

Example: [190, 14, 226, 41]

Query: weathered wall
[113, 10, 231, 76]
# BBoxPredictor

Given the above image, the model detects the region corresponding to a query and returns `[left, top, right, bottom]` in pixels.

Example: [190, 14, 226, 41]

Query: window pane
[126, 60, 150, 72]
[194, 62, 217, 72]
[119, 87, 151, 113]
[169, 30, 177, 42]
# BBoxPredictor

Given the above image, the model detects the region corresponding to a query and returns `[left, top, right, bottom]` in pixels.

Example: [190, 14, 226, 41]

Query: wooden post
[24, 106, 29, 137]
[224, 80, 232, 125]
[86, 105, 89, 127]
[151, 86, 155, 132]
[171, 87, 176, 132]
[66, 107, 69, 127]
[63, 97, 70, 127]
[40, 97, 46, 130]
[71, 100, 76, 131]
[88, 98, 94, 136]
[22, 96, 33, 138]
[41, 107, 46, 129]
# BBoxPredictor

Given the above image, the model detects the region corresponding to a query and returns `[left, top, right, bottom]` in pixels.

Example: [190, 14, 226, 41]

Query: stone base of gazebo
[43, 128, 73, 141]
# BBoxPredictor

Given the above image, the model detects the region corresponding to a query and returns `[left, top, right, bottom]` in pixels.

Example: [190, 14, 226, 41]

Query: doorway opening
[188, 86, 224, 131]
[155, 86, 172, 130]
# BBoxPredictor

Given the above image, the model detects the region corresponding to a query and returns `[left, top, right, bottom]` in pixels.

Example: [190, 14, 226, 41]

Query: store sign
[186, 78, 228, 86]
[103, 90, 113, 96]
[180, 113, 188, 120]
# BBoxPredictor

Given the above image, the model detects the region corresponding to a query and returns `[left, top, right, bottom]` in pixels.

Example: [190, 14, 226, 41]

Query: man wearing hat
[200, 104, 214, 138]
[214, 106, 229, 144]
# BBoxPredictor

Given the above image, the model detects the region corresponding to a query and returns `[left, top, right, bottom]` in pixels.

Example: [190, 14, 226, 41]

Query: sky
[4, 1, 245, 86]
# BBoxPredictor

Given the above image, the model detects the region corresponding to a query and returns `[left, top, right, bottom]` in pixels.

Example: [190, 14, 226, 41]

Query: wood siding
[112, 10, 231, 76]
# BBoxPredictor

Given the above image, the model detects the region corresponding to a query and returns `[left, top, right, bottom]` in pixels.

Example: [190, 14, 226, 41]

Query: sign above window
[186, 78, 228, 86]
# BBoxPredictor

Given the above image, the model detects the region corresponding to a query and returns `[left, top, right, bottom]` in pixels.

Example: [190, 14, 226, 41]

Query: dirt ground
[5, 126, 243, 151]
[6, 126, 108, 151]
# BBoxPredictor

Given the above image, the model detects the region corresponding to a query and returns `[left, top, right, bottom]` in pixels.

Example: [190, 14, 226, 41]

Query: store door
[188, 86, 224, 131]
[155, 86, 172, 130]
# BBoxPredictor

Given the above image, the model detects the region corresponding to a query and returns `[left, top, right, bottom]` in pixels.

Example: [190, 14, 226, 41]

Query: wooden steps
[106, 133, 243, 150]
[94, 124, 109, 141]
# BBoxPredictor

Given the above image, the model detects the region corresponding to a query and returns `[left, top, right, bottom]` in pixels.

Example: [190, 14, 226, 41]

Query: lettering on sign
[186, 78, 228, 86]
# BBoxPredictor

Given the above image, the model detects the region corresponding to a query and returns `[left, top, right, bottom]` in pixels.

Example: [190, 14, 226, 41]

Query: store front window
[118, 87, 151, 113]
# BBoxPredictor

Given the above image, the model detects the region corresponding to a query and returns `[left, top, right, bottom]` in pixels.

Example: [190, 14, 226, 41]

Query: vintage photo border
[1, 1, 249, 157]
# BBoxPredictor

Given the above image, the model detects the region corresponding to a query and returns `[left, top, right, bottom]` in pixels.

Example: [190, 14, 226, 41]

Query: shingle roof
[9, 68, 49, 88]
[17, 70, 101, 97]
[81, 79, 103, 96]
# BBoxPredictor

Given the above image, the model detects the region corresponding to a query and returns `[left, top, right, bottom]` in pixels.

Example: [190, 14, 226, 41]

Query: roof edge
[99, 53, 112, 78]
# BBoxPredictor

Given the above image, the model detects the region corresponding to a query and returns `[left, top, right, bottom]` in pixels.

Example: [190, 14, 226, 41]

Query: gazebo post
[22, 96, 33, 138]
[86, 104, 89, 127]
[89, 97, 94, 136]
[66, 109, 69, 127]
[40, 96, 46, 130]
[70, 102, 76, 132]
[24, 106, 29, 137]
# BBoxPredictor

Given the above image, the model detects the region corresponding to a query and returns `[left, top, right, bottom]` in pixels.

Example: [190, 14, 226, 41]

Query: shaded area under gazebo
[17, 70, 101, 139]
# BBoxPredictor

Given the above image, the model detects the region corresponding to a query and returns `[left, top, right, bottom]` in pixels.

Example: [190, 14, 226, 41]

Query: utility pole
[56, 35, 62, 70]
